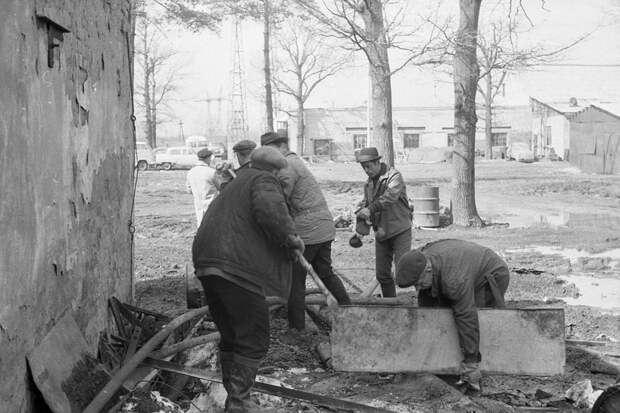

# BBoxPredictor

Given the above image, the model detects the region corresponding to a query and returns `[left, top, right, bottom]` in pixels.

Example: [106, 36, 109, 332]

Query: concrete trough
[331, 306, 565, 376]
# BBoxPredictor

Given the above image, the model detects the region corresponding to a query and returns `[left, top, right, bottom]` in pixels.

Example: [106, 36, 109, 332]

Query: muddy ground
[133, 159, 620, 412]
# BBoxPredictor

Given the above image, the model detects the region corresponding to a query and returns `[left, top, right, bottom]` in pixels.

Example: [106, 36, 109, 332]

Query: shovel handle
[294, 250, 339, 308]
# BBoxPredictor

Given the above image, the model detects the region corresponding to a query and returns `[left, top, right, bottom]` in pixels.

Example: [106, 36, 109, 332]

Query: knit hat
[261, 131, 288, 146]
[232, 139, 257, 152]
[395, 250, 427, 288]
[197, 148, 213, 159]
[251, 146, 288, 171]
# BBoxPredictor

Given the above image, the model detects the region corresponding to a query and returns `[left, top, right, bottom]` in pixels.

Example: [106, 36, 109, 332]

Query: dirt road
[133, 159, 620, 411]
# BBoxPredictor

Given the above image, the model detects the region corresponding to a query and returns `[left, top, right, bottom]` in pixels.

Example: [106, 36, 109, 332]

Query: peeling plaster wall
[0, 0, 134, 410]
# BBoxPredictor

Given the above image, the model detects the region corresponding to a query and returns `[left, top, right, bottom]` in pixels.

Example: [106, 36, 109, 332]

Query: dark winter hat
[197, 148, 213, 159]
[251, 146, 288, 171]
[355, 147, 382, 163]
[261, 131, 288, 146]
[395, 250, 427, 288]
[232, 139, 257, 152]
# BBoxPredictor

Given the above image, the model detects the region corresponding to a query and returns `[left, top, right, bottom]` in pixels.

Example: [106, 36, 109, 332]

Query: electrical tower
[227, 17, 249, 159]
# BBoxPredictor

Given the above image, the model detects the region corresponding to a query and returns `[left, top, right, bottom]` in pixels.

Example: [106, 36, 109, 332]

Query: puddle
[507, 245, 620, 270]
[489, 211, 620, 229]
[559, 274, 620, 314]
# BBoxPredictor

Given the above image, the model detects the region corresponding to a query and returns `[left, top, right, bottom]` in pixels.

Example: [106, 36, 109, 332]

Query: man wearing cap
[395, 239, 510, 392]
[193, 146, 304, 412]
[356, 147, 412, 298]
[262, 131, 351, 331]
[218, 140, 257, 190]
[186, 148, 219, 227]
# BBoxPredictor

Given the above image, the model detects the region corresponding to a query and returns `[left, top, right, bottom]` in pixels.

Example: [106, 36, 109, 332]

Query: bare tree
[272, 18, 350, 155]
[452, 0, 483, 227]
[476, 11, 590, 159]
[294, 0, 446, 167]
[135, 10, 182, 148]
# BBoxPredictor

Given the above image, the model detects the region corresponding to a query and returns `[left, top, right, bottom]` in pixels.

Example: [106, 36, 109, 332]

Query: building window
[313, 139, 331, 156]
[447, 133, 456, 147]
[492, 132, 507, 146]
[403, 133, 420, 149]
[353, 134, 367, 150]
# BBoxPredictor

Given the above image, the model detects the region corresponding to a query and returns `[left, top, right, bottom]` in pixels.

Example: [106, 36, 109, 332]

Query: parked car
[207, 142, 227, 159]
[154, 146, 199, 170]
[136, 141, 155, 171]
[507, 142, 535, 163]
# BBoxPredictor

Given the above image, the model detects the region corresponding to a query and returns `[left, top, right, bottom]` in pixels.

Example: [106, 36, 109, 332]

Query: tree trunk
[296, 97, 305, 155]
[362, 0, 394, 167]
[484, 74, 493, 159]
[263, 0, 274, 132]
[151, 73, 157, 148]
[452, 0, 483, 227]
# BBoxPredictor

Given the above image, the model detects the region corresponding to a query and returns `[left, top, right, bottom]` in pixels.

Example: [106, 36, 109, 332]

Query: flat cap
[355, 147, 381, 163]
[197, 148, 213, 159]
[395, 249, 427, 288]
[232, 139, 257, 152]
[261, 131, 288, 146]
[251, 146, 288, 171]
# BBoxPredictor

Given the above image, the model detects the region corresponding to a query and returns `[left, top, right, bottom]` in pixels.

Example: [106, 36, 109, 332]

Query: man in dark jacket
[395, 239, 510, 392]
[262, 131, 351, 330]
[356, 147, 412, 297]
[193, 146, 304, 412]
[217, 139, 257, 190]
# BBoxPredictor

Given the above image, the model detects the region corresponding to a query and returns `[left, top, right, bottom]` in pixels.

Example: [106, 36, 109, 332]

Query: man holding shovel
[193, 146, 304, 412]
[262, 131, 351, 331]
[355, 147, 413, 298]
[395, 239, 510, 392]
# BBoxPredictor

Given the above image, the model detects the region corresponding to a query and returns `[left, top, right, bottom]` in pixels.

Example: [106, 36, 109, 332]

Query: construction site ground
[133, 159, 620, 412]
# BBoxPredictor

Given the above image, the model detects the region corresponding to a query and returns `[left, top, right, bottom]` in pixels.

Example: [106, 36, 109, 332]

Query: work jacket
[186, 162, 218, 227]
[277, 152, 335, 245]
[192, 166, 297, 298]
[362, 163, 412, 242]
[420, 239, 510, 361]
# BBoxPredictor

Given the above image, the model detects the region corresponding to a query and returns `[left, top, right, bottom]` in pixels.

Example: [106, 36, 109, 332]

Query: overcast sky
[143, 0, 620, 141]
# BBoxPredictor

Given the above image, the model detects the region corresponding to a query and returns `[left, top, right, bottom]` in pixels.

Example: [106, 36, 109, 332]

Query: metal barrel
[413, 186, 439, 228]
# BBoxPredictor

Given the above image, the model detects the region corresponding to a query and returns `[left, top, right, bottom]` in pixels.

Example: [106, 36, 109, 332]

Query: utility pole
[228, 17, 249, 160]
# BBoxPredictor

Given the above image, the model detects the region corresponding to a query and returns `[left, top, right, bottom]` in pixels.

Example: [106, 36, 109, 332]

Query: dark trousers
[375, 229, 412, 297]
[199, 276, 269, 365]
[288, 240, 351, 329]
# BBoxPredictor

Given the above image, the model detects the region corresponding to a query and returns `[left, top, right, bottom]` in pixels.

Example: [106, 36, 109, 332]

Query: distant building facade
[287, 105, 531, 162]
[530, 97, 620, 174]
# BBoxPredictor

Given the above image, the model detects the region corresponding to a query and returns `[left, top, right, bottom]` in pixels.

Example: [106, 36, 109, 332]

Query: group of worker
[187, 135, 510, 412]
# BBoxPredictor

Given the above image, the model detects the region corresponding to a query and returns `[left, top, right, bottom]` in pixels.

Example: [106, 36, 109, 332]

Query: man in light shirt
[186, 148, 218, 227]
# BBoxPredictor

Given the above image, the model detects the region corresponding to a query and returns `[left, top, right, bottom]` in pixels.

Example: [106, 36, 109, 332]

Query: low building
[288, 105, 531, 162]
[530, 97, 620, 173]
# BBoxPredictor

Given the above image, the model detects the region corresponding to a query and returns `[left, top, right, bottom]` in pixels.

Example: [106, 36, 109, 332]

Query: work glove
[287, 234, 305, 255]
[356, 207, 371, 221]
[456, 361, 482, 393]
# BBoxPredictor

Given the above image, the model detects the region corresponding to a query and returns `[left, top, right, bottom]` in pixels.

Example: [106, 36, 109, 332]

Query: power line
[534, 63, 620, 67]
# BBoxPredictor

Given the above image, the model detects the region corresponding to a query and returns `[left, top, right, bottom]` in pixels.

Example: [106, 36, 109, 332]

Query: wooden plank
[142, 358, 396, 413]
[331, 306, 565, 376]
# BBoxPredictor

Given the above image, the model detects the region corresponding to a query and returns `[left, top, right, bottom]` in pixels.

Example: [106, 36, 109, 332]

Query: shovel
[294, 250, 339, 308]
[27, 312, 113, 413]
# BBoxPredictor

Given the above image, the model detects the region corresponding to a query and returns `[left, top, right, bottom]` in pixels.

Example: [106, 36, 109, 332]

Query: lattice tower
[227, 17, 249, 159]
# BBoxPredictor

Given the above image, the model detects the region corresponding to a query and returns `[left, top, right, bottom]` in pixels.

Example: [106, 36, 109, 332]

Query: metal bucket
[413, 186, 439, 228]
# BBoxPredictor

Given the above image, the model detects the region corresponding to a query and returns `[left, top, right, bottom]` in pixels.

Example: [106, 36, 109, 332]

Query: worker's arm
[251, 173, 300, 250]
[366, 170, 406, 215]
[448, 282, 481, 363]
[275, 160, 297, 201]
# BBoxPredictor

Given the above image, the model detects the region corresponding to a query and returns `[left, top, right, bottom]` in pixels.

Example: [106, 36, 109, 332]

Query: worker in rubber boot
[217, 139, 257, 191]
[355, 147, 412, 298]
[192, 146, 304, 412]
[395, 239, 510, 392]
[262, 131, 351, 331]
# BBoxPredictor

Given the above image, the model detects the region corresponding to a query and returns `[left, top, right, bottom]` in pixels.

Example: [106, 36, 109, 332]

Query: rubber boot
[380, 280, 396, 298]
[287, 265, 307, 330]
[322, 275, 351, 305]
[220, 351, 234, 409]
[227, 361, 276, 413]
